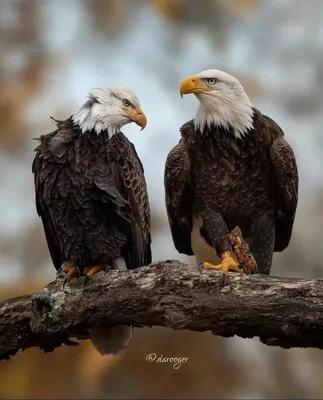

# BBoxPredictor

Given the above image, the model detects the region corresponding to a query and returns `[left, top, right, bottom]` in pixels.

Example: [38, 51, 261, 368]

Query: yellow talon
[61, 265, 80, 287]
[84, 264, 105, 279]
[203, 251, 244, 274]
[62, 266, 79, 279]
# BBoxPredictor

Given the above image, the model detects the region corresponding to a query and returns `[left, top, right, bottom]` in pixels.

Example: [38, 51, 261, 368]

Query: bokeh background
[1, 0, 323, 398]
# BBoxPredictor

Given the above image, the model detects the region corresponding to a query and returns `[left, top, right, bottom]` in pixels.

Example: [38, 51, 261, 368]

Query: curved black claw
[220, 272, 228, 287]
[62, 267, 81, 288]
[83, 275, 91, 287]
[197, 262, 205, 273]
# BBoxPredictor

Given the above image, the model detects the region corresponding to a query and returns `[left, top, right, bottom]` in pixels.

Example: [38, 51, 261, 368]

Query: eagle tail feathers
[90, 325, 133, 356]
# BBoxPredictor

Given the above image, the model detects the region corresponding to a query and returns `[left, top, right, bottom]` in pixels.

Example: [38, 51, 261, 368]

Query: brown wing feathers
[257, 113, 299, 251]
[108, 135, 152, 269]
[33, 119, 151, 272]
[270, 136, 298, 251]
[164, 136, 193, 255]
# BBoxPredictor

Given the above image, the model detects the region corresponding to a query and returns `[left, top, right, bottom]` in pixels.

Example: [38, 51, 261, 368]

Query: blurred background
[1, 0, 323, 398]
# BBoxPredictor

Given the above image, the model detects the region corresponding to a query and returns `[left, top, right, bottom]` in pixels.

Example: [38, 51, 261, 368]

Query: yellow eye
[207, 78, 217, 85]
[123, 99, 130, 107]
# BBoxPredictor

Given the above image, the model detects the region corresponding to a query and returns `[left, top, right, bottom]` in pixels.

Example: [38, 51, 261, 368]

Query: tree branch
[1, 260, 323, 361]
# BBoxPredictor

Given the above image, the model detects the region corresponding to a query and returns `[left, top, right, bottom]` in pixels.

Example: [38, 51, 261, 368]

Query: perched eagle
[164, 69, 298, 276]
[32, 87, 151, 355]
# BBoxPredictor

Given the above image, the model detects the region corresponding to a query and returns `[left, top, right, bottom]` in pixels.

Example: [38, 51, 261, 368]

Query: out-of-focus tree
[86, 0, 128, 36]
[221, 0, 259, 17]
[0, 0, 47, 152]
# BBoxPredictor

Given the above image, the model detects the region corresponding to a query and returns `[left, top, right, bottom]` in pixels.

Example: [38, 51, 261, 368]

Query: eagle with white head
[165, 69, 298, 276]
[33, 87, 151, 355]
[72, 87, 147, 135]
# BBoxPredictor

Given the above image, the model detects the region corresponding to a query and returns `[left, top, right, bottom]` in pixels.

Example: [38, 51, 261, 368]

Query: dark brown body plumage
[164, 108, 298, 274]
[33, 117, 151, 272]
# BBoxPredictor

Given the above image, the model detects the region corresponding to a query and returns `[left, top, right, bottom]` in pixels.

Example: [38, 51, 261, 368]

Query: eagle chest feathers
[186, 125, 276, 224]
[185, 124, 276, 265]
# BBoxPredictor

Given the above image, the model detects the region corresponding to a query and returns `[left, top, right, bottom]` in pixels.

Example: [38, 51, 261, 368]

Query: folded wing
[164, 138, 193, 255]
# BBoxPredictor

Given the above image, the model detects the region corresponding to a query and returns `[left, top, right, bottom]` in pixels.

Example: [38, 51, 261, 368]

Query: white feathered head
[72, 87, 147, 137]
[180, 69, 253, 138]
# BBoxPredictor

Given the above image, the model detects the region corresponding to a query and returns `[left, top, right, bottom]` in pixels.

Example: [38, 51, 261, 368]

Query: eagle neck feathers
[71, 96, 122, 138]
[194, 98, 254, 139]
[56, 117, 123, 144]
[181, 110, 266, 155]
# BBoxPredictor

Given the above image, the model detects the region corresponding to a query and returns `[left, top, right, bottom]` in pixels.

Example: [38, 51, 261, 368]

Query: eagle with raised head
[164, 69, 298, 276]
[33, 87, 151, 355]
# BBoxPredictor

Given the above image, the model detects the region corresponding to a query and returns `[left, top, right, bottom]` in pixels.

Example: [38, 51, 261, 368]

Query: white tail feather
[90, 257, 132, 356]
[90, 325, 133, 356]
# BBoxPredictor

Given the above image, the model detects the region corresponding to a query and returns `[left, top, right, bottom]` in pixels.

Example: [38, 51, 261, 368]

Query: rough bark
[1, 260, 323, 361]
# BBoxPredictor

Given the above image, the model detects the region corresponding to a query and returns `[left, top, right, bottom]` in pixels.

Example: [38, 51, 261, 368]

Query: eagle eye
[206, 78, 217, 85]
[123, 99, 130, 107]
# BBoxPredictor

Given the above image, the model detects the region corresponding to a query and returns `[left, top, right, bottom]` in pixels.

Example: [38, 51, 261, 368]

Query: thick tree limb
[1, 260, 323, 361]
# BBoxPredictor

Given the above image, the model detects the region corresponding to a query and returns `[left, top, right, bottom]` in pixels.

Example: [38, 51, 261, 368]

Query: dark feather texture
[164, 139, 193, 255]
[164, 108, 298, 274]
[33, 118, 151, 272]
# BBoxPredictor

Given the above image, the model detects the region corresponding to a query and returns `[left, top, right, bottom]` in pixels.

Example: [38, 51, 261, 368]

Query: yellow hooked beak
[180, 75, 212, 98]
[127, 108, 147, 130]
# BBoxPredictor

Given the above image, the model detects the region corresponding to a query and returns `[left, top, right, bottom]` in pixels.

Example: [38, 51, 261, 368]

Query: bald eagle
[164, 69, 298, 276]
[33, 87, 151, 355]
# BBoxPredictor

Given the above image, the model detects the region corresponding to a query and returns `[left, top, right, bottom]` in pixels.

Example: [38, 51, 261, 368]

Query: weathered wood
[1, 260, 323, 361]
